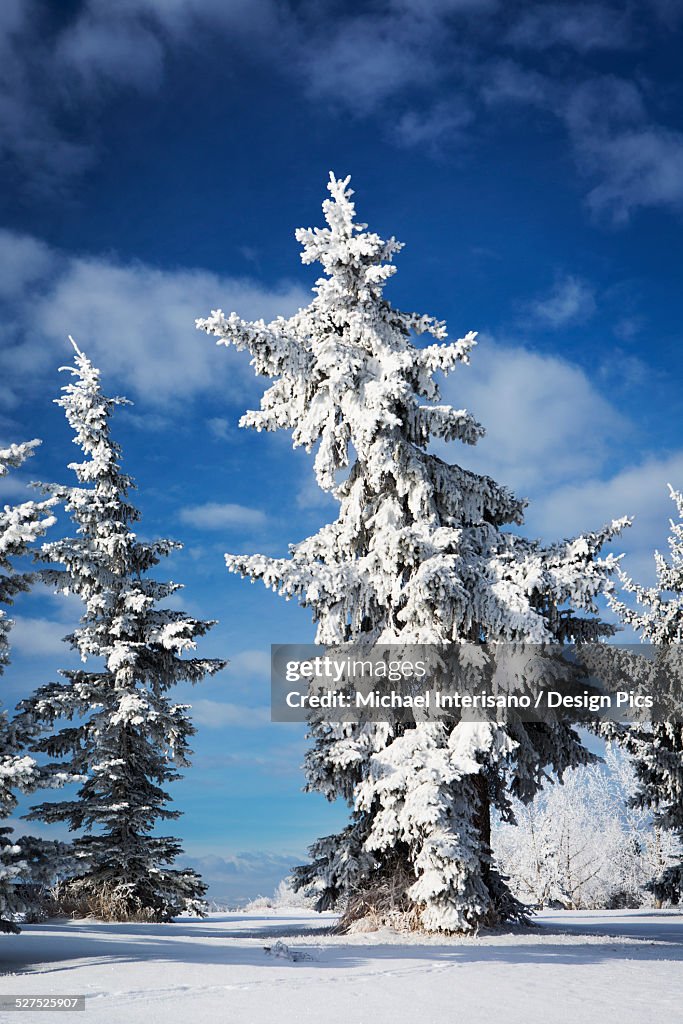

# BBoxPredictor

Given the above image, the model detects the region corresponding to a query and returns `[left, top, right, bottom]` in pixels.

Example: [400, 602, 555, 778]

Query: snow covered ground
[1, 908, 682, 1023]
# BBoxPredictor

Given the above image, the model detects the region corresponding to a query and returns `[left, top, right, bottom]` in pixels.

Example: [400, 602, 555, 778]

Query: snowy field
[1, 908, 682, 1023]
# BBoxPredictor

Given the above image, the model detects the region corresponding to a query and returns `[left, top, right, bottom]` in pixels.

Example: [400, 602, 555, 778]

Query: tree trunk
[473, 772, 500, 925]
[473, 774, 492, 876]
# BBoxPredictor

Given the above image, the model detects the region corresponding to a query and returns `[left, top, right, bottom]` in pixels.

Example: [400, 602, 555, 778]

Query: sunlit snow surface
[1, 909, 682, 1023]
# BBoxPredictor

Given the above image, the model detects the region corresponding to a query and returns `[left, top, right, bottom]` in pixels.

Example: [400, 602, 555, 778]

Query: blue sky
[1, 0, 682, 902]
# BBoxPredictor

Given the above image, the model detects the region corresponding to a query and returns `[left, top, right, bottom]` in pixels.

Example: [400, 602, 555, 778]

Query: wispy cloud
[0, 229, 56, 299]
[0, 228, 308, 405]
[181, 849, 302, 903]
[0, 0, 285, 187]
[563, 76, 683, 222]
[480, 64, 683, 223]
[0, 467, 35, 498]
[179, 502, 268, 531]
[394, 100, 473, 149]
[297, 12, 440, 113]
[528, 275, 597, 328]
[530, 451, 683, 583]
[440, 336, 628, 494]
[507, 3, 634, 53]
[2, 2, 681, 222]
[0, 3, 93, 188]
[480, 58, 552, 108]
[645, 0, 683, 26]
[206, 417, 232, 441]
[197, 736, 307, 775]
[229, 649, 271, 677]
[190, 698, 270, 728]
[574, 124, 683, 223]
[9, 615, 68, 658]
[437, 335, 683, 588]
[302, 6, 683, 222]
[296, 474, 337, 512]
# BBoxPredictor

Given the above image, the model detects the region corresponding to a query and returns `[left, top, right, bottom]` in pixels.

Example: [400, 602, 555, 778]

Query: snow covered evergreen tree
[0, 440, 57, 933]
[608, 484, 683, 904]
[493, 746, 680, 910]
[197, 173, 626, 932]
[18, 344, 226, 922]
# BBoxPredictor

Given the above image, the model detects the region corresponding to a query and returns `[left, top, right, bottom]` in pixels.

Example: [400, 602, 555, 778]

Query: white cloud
[0, 229, 308, 405]
[181, 849, 302, 902]
[2, 0, 681, 225]
[0, 816, 73, 844]
[440, 337, 628, 492]
[120, 409, 173, 433]
[0, 229, 56, 299]
[206, 417, 232, 441]
[577, 125, 683, 222]
[481, 61, 683, 223]
[179, 502, 268, 530]
[394, 100, 473, 149]
[480, 66, 683, 221]
[38, 258, 307, 402]
[229, 649, 271, 677]
[508, 4, 633, 52]
[9, 616, 68, 658]
[389, 0, 499, 14]
[645, 0, 683, 25]
[529, 451, 683, 581]
[0, 469, 35, 498]
[184, 849, 299, 877]
[296, 474, 337, 511]
[0, 231, 57, 405]
[299, 14, 438, 112]
[52, 0, 285, 90]
[529, 276, 596, 328]
[563, 76, 683, 222]
[297, 0, 493, 116]
[0, 0, 286, 184]
[190, 698, 270, 728]
[437, 337, 681, 585]
[0, 4, 94, 186]
[197, 737, 308, 776]
[612, 316, 644, 342]
[480, 59, 553, 108]
[55, 14, 165, 92]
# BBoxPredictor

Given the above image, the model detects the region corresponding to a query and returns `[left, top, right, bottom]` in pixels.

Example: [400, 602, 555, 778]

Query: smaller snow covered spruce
[607, 485, 683, 905]
[18, 343, 226, 922]
[198, 174, 627, 933]
[0, 440, 58, 933]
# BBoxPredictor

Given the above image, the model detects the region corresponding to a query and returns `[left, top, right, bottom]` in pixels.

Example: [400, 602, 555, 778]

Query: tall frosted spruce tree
[20, 344, 226, 921]
[0, 440, 57, 932]
[609, 485, 683, 904]
[198, 174, 626, 932]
